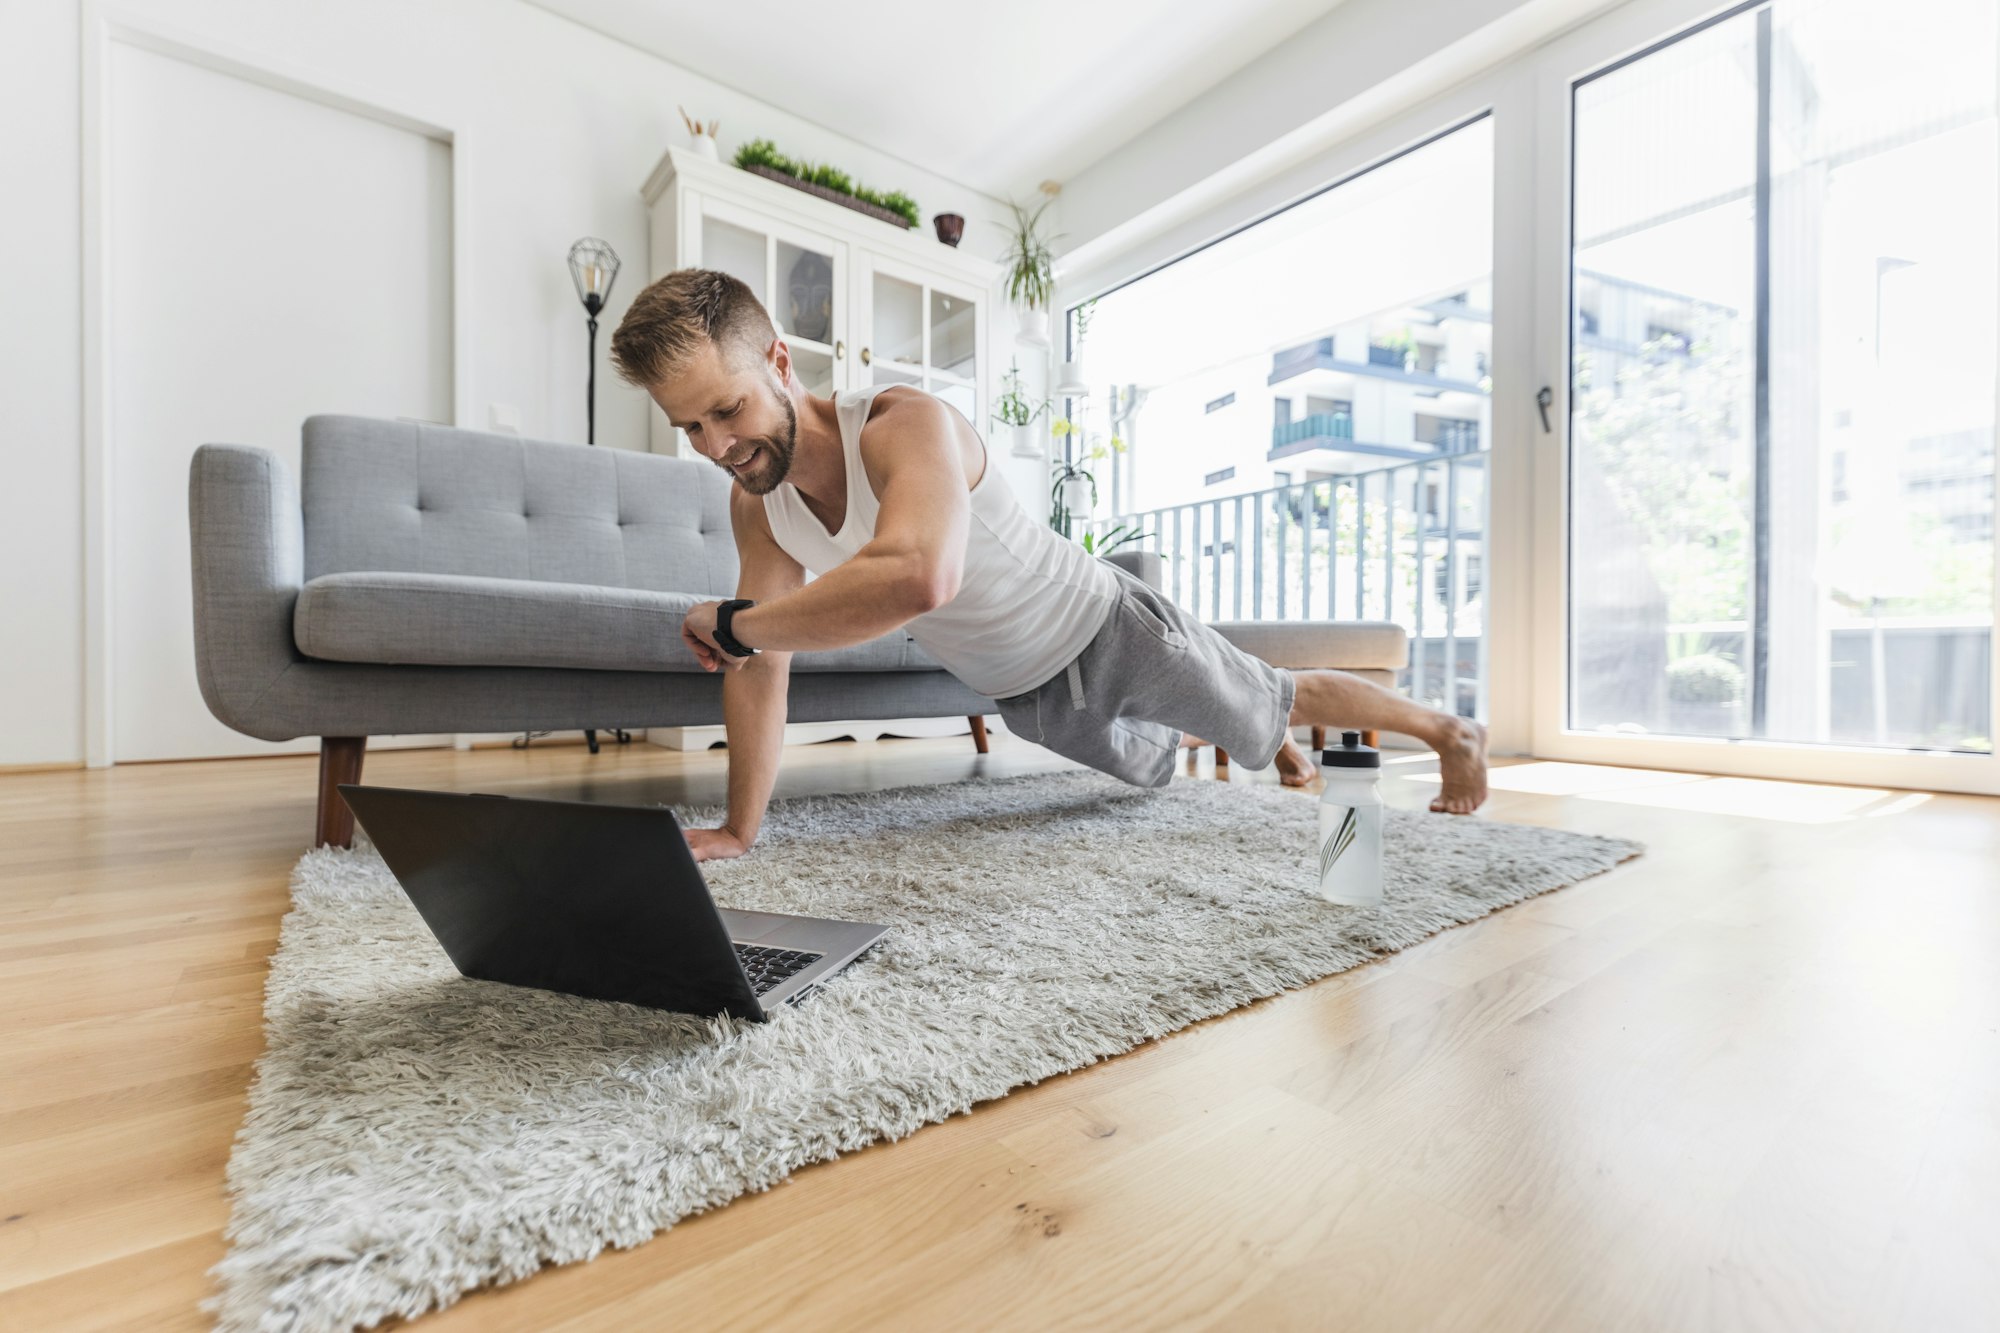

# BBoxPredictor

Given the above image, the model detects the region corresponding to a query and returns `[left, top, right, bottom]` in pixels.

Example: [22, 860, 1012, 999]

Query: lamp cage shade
[568, 238, 622, 314]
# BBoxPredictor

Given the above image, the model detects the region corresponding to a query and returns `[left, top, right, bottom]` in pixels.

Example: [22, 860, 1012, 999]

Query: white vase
[1010, 421, 1043, 459]
[690, 132, 719, 161]
[1054, 360, 1089, 397]
[1016, 306, 1050, 344]
[1061, 475, 1093, 525]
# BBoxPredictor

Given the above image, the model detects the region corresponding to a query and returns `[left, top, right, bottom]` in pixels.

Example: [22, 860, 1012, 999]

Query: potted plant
[1048, 417, 1144, 548]
[1055, 296, 1099, 396]
[992, 359, 1051, 459]
[732, 138, 920, 229]
[1370, 327, 1416, 373]
[1003, 195, 1060, 344]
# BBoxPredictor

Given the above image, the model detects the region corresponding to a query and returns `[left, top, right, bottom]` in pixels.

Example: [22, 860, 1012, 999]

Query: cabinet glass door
[859, 256, 984, 429]
[693, 197, 847, 399]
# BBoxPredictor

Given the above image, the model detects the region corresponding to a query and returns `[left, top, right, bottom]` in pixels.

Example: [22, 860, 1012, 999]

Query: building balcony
[1268, 340, 1487, 395]
[1269, 412, 1480, 464]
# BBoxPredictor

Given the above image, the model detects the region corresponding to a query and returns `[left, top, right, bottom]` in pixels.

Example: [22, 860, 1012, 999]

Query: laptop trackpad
[719, 907, 808, 944]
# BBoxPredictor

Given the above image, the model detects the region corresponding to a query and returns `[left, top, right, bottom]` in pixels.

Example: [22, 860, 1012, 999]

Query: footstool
[1197, 619, 1409, 770]
[964, 551, 1411, 768]
[1097, 550, 1410, 773]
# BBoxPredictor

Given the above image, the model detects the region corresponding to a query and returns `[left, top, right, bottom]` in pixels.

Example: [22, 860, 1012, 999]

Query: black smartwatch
[712, 598, 760, 658]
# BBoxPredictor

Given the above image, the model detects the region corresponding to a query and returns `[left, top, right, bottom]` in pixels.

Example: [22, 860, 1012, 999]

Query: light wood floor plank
[1, 731, 1993, 1329]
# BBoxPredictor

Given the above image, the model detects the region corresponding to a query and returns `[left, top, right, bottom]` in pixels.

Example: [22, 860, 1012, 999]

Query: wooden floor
[1, 731, 1995, 1331]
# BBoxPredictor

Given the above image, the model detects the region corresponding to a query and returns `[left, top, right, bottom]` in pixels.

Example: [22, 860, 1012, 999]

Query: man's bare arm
[687, 486, 804, 862]
[727, 394, 971, 652]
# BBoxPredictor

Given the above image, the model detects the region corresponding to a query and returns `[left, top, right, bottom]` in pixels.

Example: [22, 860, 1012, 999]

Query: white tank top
[761, 382, 1118, 699]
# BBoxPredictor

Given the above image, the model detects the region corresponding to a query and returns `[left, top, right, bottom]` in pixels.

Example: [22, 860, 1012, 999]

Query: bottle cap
[1318, 729, 1380, 769]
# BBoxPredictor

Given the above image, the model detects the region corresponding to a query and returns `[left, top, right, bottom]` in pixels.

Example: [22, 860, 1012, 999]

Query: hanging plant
[1002, 196, 1061, 311]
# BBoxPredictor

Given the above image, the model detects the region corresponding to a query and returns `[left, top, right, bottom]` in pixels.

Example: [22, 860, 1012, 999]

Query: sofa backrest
[299, 415, 740, 595]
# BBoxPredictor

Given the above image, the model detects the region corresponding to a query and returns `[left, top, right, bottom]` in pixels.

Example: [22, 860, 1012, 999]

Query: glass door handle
[834, 339, 845, 359]
[860, 346, 872, 365]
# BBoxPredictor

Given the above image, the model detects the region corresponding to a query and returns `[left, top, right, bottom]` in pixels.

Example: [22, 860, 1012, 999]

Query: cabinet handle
[835, 339, 845, 359]
[860, 346, 872, 365]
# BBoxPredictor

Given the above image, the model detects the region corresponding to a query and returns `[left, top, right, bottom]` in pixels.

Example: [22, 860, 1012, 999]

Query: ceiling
[525, 0, 1348, 204]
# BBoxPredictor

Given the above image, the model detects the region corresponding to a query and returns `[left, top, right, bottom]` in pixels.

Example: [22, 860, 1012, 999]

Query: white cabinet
[640, 146, 999, 459]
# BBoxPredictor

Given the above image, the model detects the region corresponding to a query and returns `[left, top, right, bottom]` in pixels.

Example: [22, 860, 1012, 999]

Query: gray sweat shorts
[991, 563, 1300, 788]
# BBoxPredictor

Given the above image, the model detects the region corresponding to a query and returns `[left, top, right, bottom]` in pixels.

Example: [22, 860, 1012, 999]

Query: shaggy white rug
[204, 769, 1642, 1331]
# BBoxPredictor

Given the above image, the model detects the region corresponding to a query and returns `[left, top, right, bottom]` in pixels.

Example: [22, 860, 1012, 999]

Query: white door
[1527, 0, 1999, 794]
[107, 40, 454, 761]
[853, 252, 987, 435]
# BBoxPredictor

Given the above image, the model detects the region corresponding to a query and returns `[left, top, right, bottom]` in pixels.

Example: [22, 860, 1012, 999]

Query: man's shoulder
[857, 386, 977, 483]
[860, 383, 952, 437]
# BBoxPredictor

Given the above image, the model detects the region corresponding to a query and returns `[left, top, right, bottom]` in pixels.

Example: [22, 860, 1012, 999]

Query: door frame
[1524, 0, 2000, 795]
[79, 3, 472, 767]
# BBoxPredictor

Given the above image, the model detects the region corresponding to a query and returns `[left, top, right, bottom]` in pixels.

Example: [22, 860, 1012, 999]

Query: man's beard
[723, 380, 797, 496]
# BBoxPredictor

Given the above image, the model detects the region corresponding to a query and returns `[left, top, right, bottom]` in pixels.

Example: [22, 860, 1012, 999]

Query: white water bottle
[1316, 730, 1384, 906]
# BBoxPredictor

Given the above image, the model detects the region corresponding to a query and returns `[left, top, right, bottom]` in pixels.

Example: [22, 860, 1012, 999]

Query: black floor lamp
[567, 237, 622, 445]
[563, 238, 629, 754]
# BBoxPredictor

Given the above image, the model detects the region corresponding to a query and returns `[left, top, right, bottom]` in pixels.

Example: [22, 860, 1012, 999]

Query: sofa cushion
[299, 414, 742, 594]
[1205, 620, 1409, 671]
[293, 571, 943, 675]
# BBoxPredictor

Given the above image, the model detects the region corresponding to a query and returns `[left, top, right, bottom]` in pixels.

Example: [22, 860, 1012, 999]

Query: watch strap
[713, 598, 759, 656]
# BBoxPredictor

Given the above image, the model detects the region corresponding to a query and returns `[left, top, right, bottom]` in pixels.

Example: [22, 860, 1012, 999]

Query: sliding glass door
[1536, 0, 1999, 792]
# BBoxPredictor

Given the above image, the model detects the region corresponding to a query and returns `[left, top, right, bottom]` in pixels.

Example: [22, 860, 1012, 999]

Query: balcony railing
[1270, 411, 1355, 450]
[1088, 450, 1490, 718]
[1269, 413, 1482, 465]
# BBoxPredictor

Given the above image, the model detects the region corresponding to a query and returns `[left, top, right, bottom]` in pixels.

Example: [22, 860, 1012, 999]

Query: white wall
[1052, 0, 1617, 293]
[0, 0, 1041, 769]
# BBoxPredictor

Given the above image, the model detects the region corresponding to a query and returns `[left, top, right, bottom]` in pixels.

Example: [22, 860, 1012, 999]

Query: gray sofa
[189, 414, 1407, 849]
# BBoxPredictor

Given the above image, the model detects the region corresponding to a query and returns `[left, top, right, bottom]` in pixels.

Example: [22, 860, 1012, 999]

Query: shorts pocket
[994, 689, 1046, 744]
[1121, 593, 1187, 649]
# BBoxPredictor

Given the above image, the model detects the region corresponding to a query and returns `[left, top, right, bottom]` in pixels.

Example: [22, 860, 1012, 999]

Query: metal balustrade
[1087, 450, 1490, 718]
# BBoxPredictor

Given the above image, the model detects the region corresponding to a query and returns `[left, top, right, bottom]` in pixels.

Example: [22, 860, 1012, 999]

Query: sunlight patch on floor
[1401, 760, 1929, 824]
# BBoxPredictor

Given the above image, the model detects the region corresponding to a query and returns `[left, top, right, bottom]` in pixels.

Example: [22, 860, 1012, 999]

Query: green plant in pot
[1055, 296, 1099, 396]
[992, 359, 1052, 460]
[1048, 419, 1148, 555]
[733, 138, 921, 228]
[1003, 195, 1060, 344]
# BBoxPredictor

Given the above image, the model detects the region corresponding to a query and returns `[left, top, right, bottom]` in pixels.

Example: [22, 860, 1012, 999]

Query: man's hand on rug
[681, 601, 748, 673]
[685, 824, 753, 862]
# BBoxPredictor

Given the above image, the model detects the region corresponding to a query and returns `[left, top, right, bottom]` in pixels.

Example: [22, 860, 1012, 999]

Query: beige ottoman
[1082, 549, 1411, 771]
[1199, 619, 1410, 769]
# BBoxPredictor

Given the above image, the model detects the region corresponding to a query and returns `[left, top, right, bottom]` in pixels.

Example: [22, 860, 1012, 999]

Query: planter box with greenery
[732, 138, 919, 230]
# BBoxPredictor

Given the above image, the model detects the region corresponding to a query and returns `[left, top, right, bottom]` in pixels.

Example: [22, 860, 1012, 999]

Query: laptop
[335, 784, 889, 1023]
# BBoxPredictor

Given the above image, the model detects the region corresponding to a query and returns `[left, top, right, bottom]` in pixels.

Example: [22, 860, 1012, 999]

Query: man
[610, 269, 1487, 863]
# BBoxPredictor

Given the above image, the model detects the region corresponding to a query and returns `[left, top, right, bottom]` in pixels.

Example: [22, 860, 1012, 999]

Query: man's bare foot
[1427, 716, 1489, 814]
[1273, 736, 1315, 787]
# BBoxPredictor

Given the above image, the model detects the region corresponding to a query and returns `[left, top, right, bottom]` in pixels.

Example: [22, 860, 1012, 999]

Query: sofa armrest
[1101, 548, 1164, 591]
[189, 444, 307, 736]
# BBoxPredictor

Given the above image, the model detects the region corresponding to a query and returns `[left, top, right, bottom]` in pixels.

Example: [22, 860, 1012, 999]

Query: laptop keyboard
[733, 942, 823, 996]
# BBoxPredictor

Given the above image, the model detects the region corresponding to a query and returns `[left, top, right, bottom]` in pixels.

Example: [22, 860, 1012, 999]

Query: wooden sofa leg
[969, 715, 990, 754]
[1215, 746, 1230, 773]
[316, 736, 367, 849]
[1310, 725, 1325, 751]
[1362, 729, 1378, 749]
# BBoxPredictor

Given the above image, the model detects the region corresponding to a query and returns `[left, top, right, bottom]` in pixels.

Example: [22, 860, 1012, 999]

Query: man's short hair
[609, 267, 777, 390]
